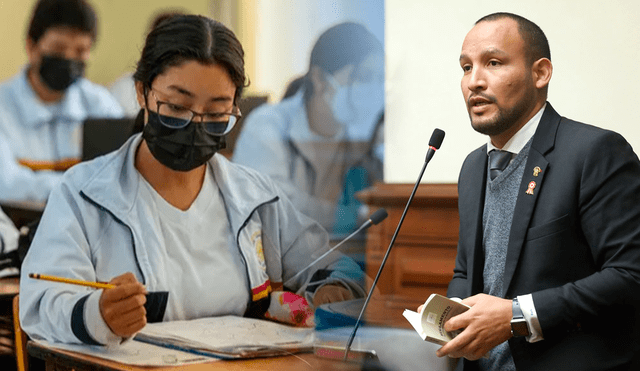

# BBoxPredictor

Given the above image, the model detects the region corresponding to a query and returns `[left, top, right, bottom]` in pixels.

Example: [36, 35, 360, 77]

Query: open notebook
[134, 315, 315, 359]
[36, 316, 315, 366]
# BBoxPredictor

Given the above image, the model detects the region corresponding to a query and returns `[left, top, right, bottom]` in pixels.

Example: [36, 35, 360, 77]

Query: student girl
[20, 14, 364, 345]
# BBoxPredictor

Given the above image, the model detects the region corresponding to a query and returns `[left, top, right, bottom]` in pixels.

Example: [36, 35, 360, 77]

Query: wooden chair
[13, 295, 27, 371]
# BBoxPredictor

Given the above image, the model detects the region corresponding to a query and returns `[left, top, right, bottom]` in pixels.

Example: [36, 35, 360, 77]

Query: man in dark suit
[436, 12, 640, 371]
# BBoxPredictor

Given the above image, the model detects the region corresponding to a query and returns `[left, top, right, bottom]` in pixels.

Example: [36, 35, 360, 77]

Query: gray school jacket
[19, 134, 365, 345]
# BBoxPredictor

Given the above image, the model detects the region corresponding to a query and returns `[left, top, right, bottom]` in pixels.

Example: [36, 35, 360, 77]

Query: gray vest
[478, 139, 532, 371]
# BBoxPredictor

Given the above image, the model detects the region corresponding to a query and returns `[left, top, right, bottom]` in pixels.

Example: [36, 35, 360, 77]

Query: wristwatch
[510, 298, 531, 337]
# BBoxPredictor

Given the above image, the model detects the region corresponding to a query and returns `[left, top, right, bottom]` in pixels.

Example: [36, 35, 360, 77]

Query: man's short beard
[470, 109, 514, 136]
[469, 90, 535, 137]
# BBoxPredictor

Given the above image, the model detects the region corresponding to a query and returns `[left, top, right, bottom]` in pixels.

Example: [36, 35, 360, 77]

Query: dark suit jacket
[448, 104, 640, 371]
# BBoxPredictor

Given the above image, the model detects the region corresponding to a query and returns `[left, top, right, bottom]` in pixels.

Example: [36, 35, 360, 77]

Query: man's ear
[135, 81, 146, 109]
[532, 58, 552, 90]
[25, 38, 38, 66]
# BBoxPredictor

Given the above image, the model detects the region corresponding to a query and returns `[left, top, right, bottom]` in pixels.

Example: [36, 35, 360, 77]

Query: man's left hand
[436, 293, 513, 360]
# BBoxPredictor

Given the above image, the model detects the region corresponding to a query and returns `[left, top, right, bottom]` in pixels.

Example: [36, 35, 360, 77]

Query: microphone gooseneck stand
[343, 128, 445, 361]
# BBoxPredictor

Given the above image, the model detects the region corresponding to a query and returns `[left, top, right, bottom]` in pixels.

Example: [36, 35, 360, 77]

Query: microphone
[425, 128, 445, 163]
[289, 208, 388, 283]
[343, 128, 445, 361]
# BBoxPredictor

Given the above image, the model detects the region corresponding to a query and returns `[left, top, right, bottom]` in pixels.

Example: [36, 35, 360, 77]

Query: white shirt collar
[487, 103, 546, 155]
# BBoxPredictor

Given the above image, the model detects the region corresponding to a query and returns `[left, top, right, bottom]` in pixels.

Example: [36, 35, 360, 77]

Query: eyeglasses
[149, 90, 242, 136]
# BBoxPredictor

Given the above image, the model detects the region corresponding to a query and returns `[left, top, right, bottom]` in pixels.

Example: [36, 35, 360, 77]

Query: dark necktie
[489, 149, 512, 180]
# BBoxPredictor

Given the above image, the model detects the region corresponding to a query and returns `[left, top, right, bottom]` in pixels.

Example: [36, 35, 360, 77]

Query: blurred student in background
[109, 9, 186, 117]
[0, 0, 123, 203]
[233, 22, 385, 238]
[281, 75, 305, 100]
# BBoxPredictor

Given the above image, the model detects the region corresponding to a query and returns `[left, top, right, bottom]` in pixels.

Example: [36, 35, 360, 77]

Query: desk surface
[0, 276, 20, 298]
[27, 327, 457, 371]
[28, 341, 362, 371]
[0, 277, 19, 297]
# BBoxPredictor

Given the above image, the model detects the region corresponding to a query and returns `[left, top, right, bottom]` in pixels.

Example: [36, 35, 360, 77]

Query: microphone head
[369, 208, 388, 225]
[429, 129, 445, 149]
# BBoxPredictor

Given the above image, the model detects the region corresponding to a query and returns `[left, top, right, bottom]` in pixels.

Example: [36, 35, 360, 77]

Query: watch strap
[512, 297, 524, 319]
[511, 297, 531, 337]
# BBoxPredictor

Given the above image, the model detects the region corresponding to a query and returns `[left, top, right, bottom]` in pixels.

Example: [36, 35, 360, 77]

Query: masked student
[232, 22, 384, 238]
[19, 14, 366, 345]
[0, 0, 123, 203]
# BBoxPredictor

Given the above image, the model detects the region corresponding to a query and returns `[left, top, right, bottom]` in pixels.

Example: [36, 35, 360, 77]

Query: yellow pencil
[29, 273, 115, 290]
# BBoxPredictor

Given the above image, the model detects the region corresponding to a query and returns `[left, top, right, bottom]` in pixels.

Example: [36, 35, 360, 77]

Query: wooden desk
[28, 341, 362, 371]
[0, 277, 19, 298]
[0, 276, 20, 363]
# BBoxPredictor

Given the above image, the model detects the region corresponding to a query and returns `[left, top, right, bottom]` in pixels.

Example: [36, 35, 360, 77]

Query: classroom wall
[0, 1, 37, 79]
[0, 0, 212, 86]
[89, 0, 212, 86]
[385, 1, 640, 183]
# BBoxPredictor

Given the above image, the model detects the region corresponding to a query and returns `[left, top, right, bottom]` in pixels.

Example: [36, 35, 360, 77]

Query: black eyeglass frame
[148, 90, 242, 136]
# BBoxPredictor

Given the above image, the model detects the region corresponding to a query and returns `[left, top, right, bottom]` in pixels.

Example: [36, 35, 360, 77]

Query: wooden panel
[356, 183, 459, 326]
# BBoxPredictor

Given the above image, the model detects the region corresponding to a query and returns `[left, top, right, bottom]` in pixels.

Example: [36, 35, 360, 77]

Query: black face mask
[38, 55, 85, 91]
[142, 110, 226, 172]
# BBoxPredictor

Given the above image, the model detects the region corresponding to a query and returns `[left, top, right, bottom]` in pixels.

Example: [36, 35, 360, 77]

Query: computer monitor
[81, 117, 138, 161]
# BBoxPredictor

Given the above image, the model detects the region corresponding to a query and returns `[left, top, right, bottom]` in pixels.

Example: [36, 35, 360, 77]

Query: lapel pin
[526, 181, 536, 195]
[533, 166, 542, 177]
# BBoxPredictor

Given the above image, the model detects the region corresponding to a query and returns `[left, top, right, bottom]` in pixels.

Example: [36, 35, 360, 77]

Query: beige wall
[0, 1, 36, 79]
[0, 0, 212, 86]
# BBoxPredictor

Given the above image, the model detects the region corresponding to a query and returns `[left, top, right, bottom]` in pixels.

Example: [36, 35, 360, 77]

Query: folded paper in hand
[402, 294, 470, 346]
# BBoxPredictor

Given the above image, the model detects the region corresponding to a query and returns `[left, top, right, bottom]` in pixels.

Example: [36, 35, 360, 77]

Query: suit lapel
[501, 150, 548, 295]
[501, 103, 561, 296]
[460, 147, 489, 295]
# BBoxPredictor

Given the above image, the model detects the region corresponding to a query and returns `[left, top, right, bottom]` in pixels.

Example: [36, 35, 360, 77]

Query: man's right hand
[99, 272, 147, 338]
